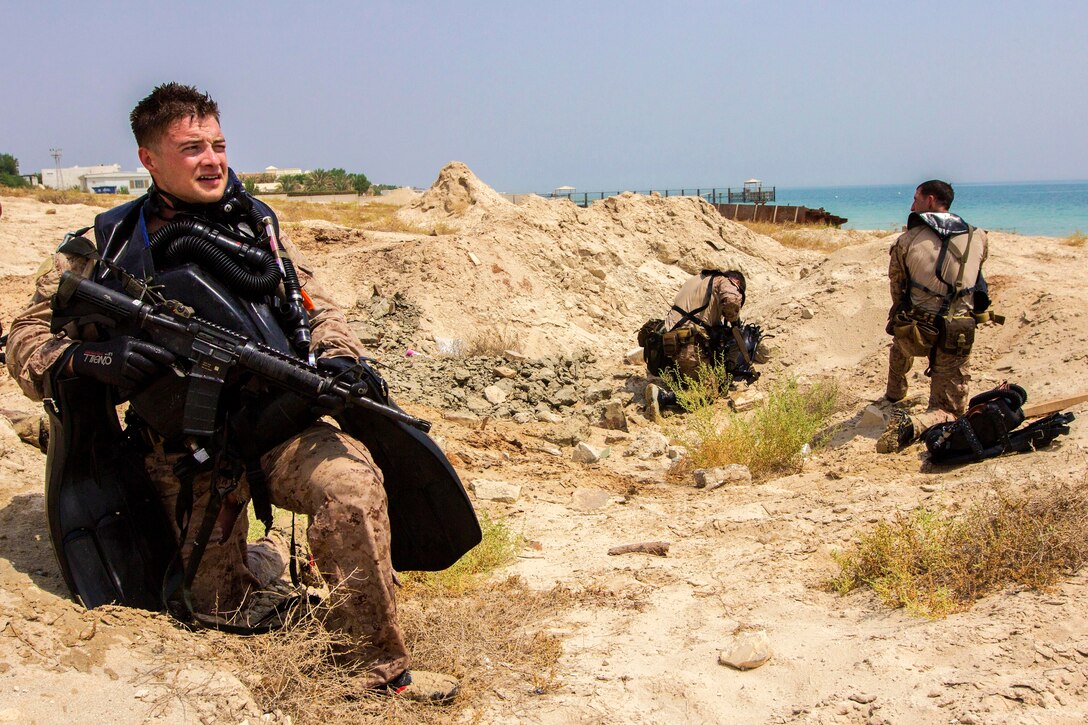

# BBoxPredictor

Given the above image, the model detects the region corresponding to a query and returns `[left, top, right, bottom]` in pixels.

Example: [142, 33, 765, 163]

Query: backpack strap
[903, 217, 978, 316]
[669, 273, 719, 333]
[1005, 412, 1075, 453]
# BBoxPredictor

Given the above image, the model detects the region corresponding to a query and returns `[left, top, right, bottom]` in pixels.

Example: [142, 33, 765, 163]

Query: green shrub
[0, 172, 27, 188]
[669, 372, 839, 479]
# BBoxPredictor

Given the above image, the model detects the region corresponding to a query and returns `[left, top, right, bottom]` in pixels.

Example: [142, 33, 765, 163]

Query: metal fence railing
[542, 187, 775, 208]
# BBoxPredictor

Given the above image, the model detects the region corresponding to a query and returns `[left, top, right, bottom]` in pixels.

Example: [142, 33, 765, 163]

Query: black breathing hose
[148, 219, 281, 297]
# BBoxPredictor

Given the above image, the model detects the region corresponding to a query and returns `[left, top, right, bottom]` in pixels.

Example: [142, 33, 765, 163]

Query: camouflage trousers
[673, 339, 724, 380]
[146, 420, 409, 687]
[885, 332, 972, 436]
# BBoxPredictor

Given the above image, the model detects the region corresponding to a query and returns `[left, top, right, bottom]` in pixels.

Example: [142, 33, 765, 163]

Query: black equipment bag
[922, 383, 1075, 465]
[638, 318, 669, 376]
[719, 323, 763, 383]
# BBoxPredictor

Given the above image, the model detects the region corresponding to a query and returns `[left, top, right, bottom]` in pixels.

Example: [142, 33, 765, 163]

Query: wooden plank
[1022, 392, 1088, 418]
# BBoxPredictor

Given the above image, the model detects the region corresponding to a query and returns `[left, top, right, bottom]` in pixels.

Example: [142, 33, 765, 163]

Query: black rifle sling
[669, 273, 719, 333]
[163, 432, 302, 634]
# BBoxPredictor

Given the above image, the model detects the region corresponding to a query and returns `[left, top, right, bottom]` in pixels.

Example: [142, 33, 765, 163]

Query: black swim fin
[336, 406, 481, 572]
[43, 363, 175, 610]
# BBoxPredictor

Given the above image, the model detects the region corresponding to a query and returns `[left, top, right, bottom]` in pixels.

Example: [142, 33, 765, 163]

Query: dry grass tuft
[668, 372, 839, 479]
[738, 220, 891, 252]
[273, 200, 432, 234]
[828, 484, 1088, 617]
[218, 514, 568, 722]
[1064, 229, 1087, 247]
[400, 576, 570, 702]
[3, 186, 126, 208]
[401, 515, 521, 596]
[464, 327, 522, 357]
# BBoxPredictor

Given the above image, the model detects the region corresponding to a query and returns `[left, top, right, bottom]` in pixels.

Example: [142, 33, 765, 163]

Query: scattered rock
[571, 488, 611, 511]
[543, 420, 589, 446]
[857, 404, 886, 429]
[494, 366, 517, 379]
[572, 442, 605, 464]
[470, 479, 522, 503]
[625, 347, 646, 365]
[442, 412, 479, 427]
[607, 541, 670, 557]
[693, 464, 752, 489]
[849, 693, 877, 704]
[627, 430, 669, 459]
[800, 307, 814, 319]
[600, 400, 628, 431]
[719, 629, 772, 670]
[483, 385, 508, 405]
[666, 445, 686, 460]
[732, 389, 765, 411]
[553, 385, 580, 406]
[586, 380, 614, 403]
[371, 298, 395, 318]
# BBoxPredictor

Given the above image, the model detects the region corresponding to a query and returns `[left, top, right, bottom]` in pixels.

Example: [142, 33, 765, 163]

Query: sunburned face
[911, 188, 941, 214]
[138, 115, 228, 204]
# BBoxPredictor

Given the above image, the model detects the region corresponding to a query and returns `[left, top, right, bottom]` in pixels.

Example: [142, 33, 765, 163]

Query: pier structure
[543, 182, 845, 227]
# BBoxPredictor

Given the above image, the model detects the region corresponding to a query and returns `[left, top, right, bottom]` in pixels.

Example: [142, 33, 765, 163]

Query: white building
[40, 164, 120, 189]
[264, 165, 304, 177]
[81, 169, 152, 195]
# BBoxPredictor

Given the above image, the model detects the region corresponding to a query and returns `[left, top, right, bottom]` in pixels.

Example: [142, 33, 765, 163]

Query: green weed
[668, 372, 839, 479]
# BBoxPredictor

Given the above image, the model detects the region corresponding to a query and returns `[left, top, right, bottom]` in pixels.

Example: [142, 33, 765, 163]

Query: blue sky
[3, 1, 1086, 192]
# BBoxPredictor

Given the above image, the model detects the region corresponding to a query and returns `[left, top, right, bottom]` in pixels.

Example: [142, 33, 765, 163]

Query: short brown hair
[917, 179, 955, 209]
[130, 83, 220, 148]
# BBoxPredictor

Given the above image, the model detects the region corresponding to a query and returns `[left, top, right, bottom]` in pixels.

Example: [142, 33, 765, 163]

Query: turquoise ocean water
[773, 180, 1088, 237]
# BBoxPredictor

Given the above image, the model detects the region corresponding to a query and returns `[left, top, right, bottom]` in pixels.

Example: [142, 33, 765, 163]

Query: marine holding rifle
[878, 179, 997, 453]
[6, 83, 474, 703]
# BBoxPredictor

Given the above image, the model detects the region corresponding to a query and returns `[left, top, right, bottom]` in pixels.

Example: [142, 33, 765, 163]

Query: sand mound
[301, 163, 812, 358]
[374, 186, 420, 206]
[398, 161, 512, 227]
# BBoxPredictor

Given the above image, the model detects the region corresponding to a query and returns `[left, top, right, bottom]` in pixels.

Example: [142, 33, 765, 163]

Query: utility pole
[50, 147, 63, 189]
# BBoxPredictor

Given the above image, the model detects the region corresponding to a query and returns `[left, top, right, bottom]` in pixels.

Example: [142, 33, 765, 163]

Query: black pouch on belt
[938, 315, 976, 355]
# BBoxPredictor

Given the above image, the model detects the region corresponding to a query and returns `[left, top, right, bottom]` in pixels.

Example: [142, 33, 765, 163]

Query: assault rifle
[50, 271, 431, 437]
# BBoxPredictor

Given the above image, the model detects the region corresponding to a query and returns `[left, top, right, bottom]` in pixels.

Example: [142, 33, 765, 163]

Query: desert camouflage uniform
[886, 220, 989, 436]
[663, 272, 744, 377]
[7, 225, 409, 686]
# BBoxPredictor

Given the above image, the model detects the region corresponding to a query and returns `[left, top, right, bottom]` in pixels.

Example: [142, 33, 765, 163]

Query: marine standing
[878, 179, 991, 453]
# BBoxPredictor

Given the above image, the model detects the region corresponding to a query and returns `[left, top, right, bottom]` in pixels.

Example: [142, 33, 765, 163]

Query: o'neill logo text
[81, 350, 113, 366]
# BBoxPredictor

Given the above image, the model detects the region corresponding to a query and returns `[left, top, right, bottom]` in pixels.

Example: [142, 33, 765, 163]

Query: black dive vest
[93, 184, 293, 355]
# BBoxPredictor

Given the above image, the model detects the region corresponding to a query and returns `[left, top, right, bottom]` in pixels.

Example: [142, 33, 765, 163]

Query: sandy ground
[1, 170, 1087, 724]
